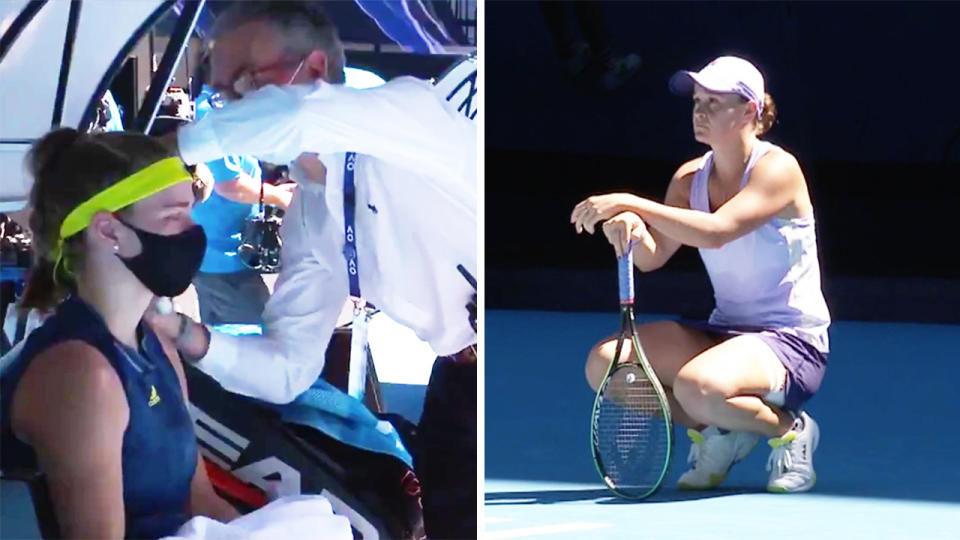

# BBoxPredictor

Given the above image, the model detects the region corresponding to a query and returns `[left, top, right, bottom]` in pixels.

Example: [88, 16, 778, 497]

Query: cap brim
[668, 70, 737, 96]
[668, 71, 696, 95]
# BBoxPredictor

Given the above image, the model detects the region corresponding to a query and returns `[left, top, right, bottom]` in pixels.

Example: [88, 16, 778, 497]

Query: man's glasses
[231, 57, 306, 98]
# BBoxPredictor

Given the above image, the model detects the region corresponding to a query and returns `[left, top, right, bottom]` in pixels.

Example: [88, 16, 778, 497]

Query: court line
[485, 522, 614, 539]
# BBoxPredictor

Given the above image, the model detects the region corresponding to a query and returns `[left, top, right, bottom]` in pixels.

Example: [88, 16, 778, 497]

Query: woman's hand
[602, 211, 647, 257]
[571, 193, 638, 234]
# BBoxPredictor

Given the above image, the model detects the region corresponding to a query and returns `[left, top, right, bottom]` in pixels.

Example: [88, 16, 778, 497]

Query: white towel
[162, 495, 353, 540]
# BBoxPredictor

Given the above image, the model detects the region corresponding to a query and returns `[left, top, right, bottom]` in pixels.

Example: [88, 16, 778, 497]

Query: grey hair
[211, 1, 346, 84]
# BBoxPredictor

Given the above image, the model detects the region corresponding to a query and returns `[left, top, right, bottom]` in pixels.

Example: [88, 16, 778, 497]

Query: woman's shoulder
[673, 155, 705, 181]
[19, 340, 121, 400]
[12, 340, 126, 443]
[752, 144, 805, 184]
[665, 156, 706, 205]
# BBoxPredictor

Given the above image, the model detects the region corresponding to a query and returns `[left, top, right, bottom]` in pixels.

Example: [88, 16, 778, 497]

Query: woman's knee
[633, 320, 716, 385]
[584, 344, 605, 391]
[584, 338, 616, 391]
[672, 371, 729, 420]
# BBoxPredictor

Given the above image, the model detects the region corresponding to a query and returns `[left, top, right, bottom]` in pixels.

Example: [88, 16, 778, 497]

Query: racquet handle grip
[618, 247, 635, 305]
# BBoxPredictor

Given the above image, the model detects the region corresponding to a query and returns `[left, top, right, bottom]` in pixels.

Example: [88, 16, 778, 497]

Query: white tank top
[689, 140, 831, 352]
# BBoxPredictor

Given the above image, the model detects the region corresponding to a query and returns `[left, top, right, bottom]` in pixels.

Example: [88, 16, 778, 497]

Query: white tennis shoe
[677, 426, 760, 489]
[766, 411, 819, 493]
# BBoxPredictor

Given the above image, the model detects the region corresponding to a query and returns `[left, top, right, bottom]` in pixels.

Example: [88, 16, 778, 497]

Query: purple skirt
[677, 319, 828, 413]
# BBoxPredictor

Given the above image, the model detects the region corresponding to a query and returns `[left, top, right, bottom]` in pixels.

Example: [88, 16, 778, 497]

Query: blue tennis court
[485, 309, 960, 539]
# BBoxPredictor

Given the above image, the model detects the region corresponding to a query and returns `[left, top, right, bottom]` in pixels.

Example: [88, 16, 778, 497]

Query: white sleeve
[177, 84, 308, 167]
[292, 77, 475, 184]
[193, 190, 348, 404]
[177, 78, 475, 184]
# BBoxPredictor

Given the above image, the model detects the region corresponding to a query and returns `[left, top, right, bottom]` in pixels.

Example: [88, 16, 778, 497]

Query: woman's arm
[578, 160, 695, 271]
[632, 163, 696, 270]
[11, 342, 128, 538]
[187, 448, 242, 522]
[152, 326, 241, 523]
[574, 150, 805, 248]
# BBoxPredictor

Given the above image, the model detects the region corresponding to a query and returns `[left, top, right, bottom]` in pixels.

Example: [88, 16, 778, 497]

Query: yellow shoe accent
[148, 385, 161, 407]
[768, 431, 797, 448]
[687, 428, 705, 445]
[678, 473, 726, 490]
[679, 429, 729, 490]
[708, 473, 726, 487]
[767, 472, 817, 494]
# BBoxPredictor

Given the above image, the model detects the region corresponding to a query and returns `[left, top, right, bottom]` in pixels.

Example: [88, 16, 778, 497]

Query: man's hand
[143, 298, 210, 363]
[143, 297, 182, 340]
[292, 152, 327, 184]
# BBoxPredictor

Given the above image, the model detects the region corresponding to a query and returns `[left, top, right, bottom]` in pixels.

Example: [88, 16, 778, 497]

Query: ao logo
[435, 55, 478, 121]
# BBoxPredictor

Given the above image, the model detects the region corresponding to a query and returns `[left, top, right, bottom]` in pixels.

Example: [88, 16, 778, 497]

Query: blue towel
[212, 324, 413, 468]
[272, 378, 413, 468]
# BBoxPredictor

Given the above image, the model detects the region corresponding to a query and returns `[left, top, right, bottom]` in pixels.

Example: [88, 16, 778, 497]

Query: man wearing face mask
[154, 2, 477, 538]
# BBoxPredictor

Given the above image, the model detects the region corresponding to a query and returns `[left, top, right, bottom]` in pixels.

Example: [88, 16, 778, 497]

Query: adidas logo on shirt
[148, 385, 161, 407]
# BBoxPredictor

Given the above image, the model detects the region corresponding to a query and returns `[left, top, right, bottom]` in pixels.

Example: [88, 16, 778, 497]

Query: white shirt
[177, 77, 477, 404]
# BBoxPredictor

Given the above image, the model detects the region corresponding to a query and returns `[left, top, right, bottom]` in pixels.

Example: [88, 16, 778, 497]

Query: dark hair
[20, 129, 174, 311]
[212, 1, 346, 84]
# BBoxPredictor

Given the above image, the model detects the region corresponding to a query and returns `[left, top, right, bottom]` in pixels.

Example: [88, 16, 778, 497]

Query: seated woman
[0, 128, 238, 538]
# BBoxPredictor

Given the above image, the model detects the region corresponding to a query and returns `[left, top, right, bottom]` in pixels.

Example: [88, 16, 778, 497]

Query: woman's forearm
[631, 227, 662, 271]
[189, 455, 240, 523]
[623, 196, 728, 249]
[193, 491, 240, 523]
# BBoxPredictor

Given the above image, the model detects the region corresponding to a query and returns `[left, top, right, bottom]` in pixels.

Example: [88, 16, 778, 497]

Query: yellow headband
[53, 157, 193, 278]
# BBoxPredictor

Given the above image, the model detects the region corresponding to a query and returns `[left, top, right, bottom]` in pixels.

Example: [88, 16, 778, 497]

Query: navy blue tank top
[0, 295, 197, 538]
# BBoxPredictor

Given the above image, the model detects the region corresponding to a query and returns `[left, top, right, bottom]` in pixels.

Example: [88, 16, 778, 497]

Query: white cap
[669, 56, 765, 116]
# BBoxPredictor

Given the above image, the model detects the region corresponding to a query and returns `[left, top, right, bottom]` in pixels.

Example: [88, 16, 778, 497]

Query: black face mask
[115, 218, 207, 297]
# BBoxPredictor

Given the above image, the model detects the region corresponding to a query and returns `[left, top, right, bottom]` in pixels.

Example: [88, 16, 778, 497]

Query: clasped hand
[571, 194, 647, 257]
[570, 193, 635, 234]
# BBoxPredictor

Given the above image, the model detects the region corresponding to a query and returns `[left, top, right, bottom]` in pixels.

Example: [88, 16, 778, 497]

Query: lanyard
[342, 152, 360, 298]
[342, 152, 374, 401]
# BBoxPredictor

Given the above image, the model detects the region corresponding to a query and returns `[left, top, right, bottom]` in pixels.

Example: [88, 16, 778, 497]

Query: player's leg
[672, 334, 823, 492]
[585, 320, 717, 389]
[584, 320, 716, 428]
[673, 335, 793, 437]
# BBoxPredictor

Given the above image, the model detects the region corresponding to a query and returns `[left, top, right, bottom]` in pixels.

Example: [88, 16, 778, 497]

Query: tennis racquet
[590, 249, 673, 499]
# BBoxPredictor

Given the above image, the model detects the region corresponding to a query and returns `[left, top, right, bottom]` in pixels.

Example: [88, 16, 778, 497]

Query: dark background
[485, 0, 960, 323]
